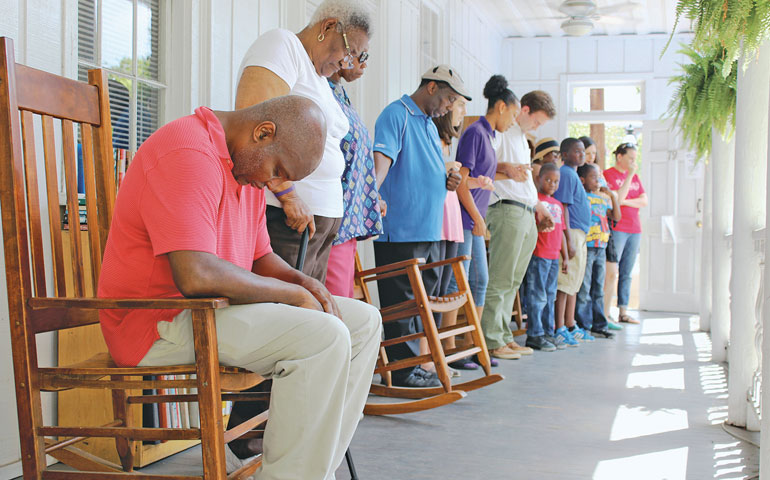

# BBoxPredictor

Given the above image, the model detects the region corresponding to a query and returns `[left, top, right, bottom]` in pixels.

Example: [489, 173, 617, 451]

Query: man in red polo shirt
[97, 95, 381, 480]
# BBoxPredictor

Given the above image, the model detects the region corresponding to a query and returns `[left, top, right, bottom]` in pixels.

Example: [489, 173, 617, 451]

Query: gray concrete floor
[34, 311, 760, 479]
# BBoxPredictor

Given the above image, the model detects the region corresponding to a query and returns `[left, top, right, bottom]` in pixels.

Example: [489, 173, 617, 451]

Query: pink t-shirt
[442, 191, 464, 242]
[98, 107, 273, 367]
[603, 167, 645, 234]
[533, 194, 567, 260]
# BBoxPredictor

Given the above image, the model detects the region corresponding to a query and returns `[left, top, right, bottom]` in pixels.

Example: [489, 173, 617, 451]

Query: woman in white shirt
[227, 0, 374, 469]
[235, 0, 373, 283]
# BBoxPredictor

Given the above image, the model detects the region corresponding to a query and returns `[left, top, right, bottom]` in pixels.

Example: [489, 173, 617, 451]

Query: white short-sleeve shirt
[237, 28, 349, 218]
[489, 123, 538, 207]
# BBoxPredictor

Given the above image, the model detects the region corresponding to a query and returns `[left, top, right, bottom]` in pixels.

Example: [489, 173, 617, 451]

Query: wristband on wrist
[274, 185, 295, 198]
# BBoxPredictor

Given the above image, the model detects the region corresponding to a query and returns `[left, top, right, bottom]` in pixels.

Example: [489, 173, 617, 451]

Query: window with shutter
[77, 0, 164, 151]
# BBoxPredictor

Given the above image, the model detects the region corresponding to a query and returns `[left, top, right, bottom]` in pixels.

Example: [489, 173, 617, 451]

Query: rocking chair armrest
[28, 297, 230, 310]
[27, 297, 231, 334]
[355, 258, 426, 279]
[419, 255, 471, 271]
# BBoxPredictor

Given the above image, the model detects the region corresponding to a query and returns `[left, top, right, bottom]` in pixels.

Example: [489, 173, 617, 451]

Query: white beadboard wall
[501, 33, 694, 142]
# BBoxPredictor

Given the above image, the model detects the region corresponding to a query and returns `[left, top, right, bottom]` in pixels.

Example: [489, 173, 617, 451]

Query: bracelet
[274, 185, 295, 198]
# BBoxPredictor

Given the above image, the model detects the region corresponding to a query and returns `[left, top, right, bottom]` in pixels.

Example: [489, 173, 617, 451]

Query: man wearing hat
[372, 65, 472, 387]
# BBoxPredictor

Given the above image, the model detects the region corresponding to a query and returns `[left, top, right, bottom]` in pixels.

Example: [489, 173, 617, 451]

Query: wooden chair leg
[408, 266, 451, 391]
[192, 309, 227, 480]
[378, 346, 392, 387]
[11, 346, 47, 479]
[510, 290, 527, 337]
[110, 377, 134, 471]
[451, 261, 495, 376]
[17, 388, 46, 479]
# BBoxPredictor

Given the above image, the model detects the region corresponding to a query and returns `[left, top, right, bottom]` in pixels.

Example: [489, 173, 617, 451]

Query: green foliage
[666, 0, 770, 77]
[567, 123, 636, 167]
[667, 44, 738, 161]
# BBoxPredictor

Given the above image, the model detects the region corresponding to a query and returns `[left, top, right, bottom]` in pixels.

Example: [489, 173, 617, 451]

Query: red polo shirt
[98, 107, 273, 367]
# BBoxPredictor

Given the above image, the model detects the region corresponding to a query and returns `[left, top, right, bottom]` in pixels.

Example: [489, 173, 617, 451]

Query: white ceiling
[475, 0, 694, 38]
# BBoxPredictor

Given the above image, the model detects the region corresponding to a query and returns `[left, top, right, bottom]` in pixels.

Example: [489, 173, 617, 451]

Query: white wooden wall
[0, 0, 503, 476]
[502, 33, 693, 142]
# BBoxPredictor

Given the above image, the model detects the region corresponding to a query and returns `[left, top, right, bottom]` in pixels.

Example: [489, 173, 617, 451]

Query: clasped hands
[499, 163, 531, 182]
[445, 161, 494, 191]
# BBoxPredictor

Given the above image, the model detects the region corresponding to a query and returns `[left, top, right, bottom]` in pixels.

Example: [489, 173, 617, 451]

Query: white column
[700, 160, 713, 332]
[762, 60, 770, 480]
[711, 131, 735, 362]
[728, 40, 770, 431]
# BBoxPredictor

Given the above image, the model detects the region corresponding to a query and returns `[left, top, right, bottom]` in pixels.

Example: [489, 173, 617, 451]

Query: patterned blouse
[329, 80, 383, 245]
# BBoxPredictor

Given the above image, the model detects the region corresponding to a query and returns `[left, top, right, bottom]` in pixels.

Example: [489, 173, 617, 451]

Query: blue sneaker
[555, 326, 579, 347]
[607, 321, 623, 331]
[571, 327, 595, 342]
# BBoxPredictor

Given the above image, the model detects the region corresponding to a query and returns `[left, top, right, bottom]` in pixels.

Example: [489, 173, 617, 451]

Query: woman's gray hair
[309, 0, 374, 38]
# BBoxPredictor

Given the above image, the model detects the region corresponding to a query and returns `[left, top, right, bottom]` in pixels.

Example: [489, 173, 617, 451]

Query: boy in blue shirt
[553, 138, 591, 346]
[372, 65, 471, 388]
[576, 163, 621, 338]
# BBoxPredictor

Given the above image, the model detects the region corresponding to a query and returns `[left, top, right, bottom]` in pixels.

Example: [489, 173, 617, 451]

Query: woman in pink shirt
[603, 143, 648, 324]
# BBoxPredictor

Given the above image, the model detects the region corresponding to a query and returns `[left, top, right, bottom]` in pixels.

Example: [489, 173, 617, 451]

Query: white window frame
[77, 0, 166, 152]
[558, 73, 653, 141]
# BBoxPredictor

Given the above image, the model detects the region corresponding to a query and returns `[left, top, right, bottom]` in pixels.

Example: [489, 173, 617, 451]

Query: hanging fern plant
[665, 0, 770, 77]
[667, 44, 737, 160]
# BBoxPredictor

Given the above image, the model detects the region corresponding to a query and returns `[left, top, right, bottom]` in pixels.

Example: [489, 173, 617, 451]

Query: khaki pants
[139, 296, 381, 480]
[481, 202, 538, 350]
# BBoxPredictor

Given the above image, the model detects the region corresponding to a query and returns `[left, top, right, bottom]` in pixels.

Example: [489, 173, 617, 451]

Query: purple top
[456, 117, 497, 230]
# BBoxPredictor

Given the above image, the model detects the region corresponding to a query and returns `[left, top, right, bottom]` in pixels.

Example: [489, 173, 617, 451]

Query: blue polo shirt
[554, 164, 590, 233]
[373, 95, 446, 242]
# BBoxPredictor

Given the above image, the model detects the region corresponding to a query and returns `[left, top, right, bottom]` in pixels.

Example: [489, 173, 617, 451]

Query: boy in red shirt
[524, 163, 569, 351]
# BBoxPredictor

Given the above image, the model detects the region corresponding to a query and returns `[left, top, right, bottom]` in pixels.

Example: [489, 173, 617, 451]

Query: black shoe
[448, 357, 480, 370]
[591, 328, 615, 339]
[525, 335, 557, 352]
[412, 366, 439, 382]
[386, 366, 441, 388]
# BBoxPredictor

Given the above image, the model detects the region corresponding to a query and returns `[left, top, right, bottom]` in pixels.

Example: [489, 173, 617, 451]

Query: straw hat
[533, 137, 559, 161]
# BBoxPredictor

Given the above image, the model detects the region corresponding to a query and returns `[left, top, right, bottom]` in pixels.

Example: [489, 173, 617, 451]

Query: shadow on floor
[29, 311, 760, 480]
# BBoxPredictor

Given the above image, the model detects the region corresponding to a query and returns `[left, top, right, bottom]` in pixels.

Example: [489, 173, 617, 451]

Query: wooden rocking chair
[512, 289, 528, 336]
[354, 253, 504, 415]
[0, 37, 266, 479]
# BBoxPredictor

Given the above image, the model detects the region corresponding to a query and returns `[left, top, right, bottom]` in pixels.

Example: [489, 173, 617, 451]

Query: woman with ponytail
[451, 74, 520, 361]
[603, 143, 648, 324]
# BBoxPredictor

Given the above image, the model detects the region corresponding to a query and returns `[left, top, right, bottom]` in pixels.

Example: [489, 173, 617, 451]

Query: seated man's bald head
[219, 95, 327, 189]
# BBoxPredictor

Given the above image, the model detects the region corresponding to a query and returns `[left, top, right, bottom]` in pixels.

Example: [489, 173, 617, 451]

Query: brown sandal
[619, 313, 640, 324]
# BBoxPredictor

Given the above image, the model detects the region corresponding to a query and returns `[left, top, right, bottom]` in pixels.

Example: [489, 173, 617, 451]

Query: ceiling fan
[535, 0, 641, 36]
